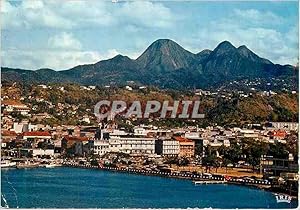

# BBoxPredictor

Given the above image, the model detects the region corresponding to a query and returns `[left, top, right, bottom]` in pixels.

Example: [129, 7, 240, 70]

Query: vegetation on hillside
[1, 82, 298, 127]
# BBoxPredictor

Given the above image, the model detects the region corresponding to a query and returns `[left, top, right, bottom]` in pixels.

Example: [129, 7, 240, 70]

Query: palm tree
[222, 158, 231, 173]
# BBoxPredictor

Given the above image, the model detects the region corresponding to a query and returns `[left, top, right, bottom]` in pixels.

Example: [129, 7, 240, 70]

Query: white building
[109, 136, 155, 154]
[133, 127, 148, 136]
[2, 100, 30, 115]
[13, 122, 38, 133]
[20, 148, 54, 157]
[155, 137, 179, 156]
[91, 140, 110, 156]
[109, 129, 129, 137]
[80, 115, 90, 124]
[239, 129, 259, 138]
[125, 86, 133, 91]
[22, 131, 52, 140]
[270, 122, 299, 131]
[184, 132, 201, 139]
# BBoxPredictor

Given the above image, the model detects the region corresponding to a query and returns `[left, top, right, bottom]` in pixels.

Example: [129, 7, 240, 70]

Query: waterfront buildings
[261, 156, 298, 178]
[109, 136, 155, 154]
[61, 136, 89, 156]
[90, 140, 110, 156]
[155, 137, 179, 156]
[174, 136, 195, 157]
[20, 148, 55, 157]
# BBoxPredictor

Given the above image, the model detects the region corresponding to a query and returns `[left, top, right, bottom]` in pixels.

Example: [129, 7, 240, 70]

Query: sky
[1, 0, 299, 70]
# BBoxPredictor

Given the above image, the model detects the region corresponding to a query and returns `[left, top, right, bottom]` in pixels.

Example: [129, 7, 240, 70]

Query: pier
[194, 180, 227, 185]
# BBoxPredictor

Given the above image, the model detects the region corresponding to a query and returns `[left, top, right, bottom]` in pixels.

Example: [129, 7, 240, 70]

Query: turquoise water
[1, 167, 298, 208]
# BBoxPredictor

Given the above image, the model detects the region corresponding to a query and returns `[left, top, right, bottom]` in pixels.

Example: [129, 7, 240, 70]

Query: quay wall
[63, 163, 272, 187]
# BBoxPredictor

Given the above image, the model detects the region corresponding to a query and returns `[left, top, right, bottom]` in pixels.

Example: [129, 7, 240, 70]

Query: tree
[224, 144, 242, 166]
[286, 133, 298, 159]
[91, 159, 99, 167]
[178, 157, 190, 166]
[222, 158, 231, 173]
[202, 154, 216, 173]
[269, 142, 289, 159]
[213, 157, 222, 173]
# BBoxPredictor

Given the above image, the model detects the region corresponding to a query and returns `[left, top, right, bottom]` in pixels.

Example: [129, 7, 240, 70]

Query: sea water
[1, 167, 297, 208]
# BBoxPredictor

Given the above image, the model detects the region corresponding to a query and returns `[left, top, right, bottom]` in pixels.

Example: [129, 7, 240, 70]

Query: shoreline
[62, 163, 298, 200]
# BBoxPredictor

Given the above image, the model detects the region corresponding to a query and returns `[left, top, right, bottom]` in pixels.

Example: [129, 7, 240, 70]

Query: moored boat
[16, 162, 39, 169]
[45, 163, 61, 168]
[1, 160, 17, 168]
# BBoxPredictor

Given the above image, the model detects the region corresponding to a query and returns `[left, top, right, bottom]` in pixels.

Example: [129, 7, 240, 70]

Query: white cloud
[3, 31, 109, 70]
[2, 48, 105, 70]
[1, 0, 75, 29]
[183, 9, 298, 65]
[233, 9, 284, 26]
[1, 0, 176, 69]
[2, 31, 142, 70]
[118, 1, 174, 28]
[1, 0, 174, 29]
[48, 32, 82, 50]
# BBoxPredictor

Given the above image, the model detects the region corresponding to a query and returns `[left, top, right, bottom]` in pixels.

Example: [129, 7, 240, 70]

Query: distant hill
[1, 39, 297, 89]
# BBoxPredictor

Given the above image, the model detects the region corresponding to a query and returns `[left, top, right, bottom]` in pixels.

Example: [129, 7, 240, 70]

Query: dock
[194, 180, 227, 185]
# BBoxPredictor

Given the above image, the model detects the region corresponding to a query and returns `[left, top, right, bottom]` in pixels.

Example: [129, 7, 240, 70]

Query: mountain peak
[212, 41, 236, 56]
[197, 49, 212, 56]
[152, 38, 175, 45]
[237, 45, 251, 55]
[237, 45, 272, 64]
[107, 54, 132, 63]
[136, 39, 194, 71]
[238, 45, 248, 50]
[112, 54, 129, 59]
[146, 39, 182, 51]
[216, 41, 236, 50]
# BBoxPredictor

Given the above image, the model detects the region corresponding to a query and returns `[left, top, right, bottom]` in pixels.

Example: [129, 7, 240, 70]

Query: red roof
[173, 136, 193, 142]
[2, 100, 25, 106]
[270, 130, 287, 137]
[22, 131, 51, 137]
[1, 130, 17, 136]
[63, 136, 89, 141]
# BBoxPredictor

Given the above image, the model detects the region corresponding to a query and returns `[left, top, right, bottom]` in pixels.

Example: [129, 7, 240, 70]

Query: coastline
[1, 163, 297, 201]
[62, 163, 297, 200]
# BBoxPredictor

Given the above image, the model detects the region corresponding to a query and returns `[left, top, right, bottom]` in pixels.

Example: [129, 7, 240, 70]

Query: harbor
[1, 167, 297, 208]
[1, 158, 62, 169]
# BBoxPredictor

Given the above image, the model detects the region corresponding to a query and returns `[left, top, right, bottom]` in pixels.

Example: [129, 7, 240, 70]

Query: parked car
[202, 173, 212, 178]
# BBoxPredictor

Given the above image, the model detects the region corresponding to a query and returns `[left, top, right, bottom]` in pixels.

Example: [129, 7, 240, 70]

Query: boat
[1, 160, 17, 168]
[194, 180, 227, 185]
[45, 163, 61, 168]
[16, 162, 39, 169]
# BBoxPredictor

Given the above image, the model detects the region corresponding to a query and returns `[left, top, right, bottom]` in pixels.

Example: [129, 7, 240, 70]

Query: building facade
[61, 136, 89, 156]
[155, 137, 179, 156]
[109, 136, 155, 154]
[270, 122, 299, 131]
[90, 140, 110, 156]
[174, 136, 195, 157]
